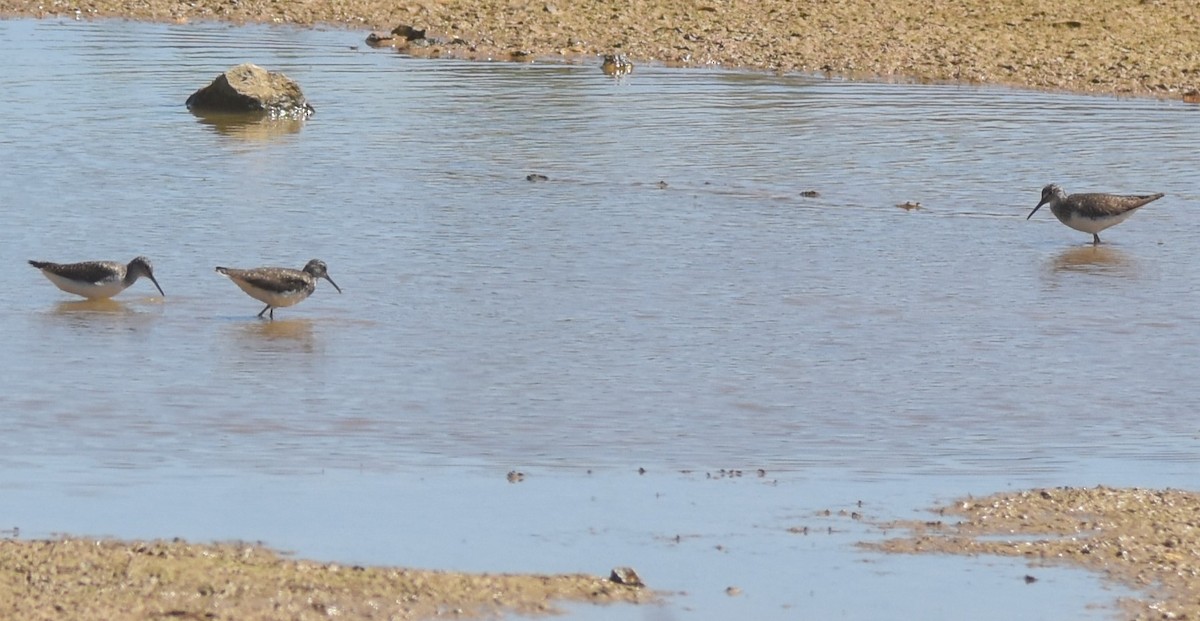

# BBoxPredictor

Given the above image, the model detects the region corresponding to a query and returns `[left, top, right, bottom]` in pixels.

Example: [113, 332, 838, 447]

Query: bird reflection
[1049, 245, 1135, 276]
[234, 318, 317, 353]
[52, 298, 131, 315]
[46, 298, 162, 333]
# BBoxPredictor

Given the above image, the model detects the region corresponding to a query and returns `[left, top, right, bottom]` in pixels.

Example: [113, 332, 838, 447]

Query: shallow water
[1, 17, 1198, 620]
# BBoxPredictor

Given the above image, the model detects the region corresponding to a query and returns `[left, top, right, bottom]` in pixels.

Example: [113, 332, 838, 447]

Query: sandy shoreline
[2, 3, 1198, 619]
[869, 487, 1200, 621]
[9, 487, 1200, 620]
[0, 537, 652, 620]
[4, 0, 1200, 97]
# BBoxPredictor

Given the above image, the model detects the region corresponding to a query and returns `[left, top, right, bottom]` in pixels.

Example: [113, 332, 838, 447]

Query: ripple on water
[2, 18, 1199, 621]
[0, 17, 1197, 478]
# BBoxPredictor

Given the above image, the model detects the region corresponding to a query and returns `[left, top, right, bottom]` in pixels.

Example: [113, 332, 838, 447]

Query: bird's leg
[269, 307, 275, 320]
[258, 304, 271, 318]
[1093, 233, 1102, 245]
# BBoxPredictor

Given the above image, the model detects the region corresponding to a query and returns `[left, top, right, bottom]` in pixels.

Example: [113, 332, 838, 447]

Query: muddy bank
[0, 537, 652, 620]
[3, 0, 1199, 97]
[867, 487, 1200, 620]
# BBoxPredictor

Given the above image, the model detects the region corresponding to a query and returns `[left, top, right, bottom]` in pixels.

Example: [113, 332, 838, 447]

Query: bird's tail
[28, 260, 49, 269]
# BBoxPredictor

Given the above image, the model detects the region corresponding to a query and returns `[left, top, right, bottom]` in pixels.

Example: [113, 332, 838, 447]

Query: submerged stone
[186, 63, 314, 120]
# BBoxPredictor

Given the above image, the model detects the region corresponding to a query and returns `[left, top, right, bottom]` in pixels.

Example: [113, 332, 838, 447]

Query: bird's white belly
[232, 280, 310, 308]
[42, 272, 127, 299]
[1057, 209, 1137, 235]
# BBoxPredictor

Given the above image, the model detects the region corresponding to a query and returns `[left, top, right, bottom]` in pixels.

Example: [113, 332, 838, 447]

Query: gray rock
[186, 63, 314, 119]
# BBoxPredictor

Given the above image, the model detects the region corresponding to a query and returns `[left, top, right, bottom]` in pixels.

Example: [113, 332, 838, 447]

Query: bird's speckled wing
[217, 267, 313, 294]
[28, 260, 123, 284]
[1065, 193, 1164, 218]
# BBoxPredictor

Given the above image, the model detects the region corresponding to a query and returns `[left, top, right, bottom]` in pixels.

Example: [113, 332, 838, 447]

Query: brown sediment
[0, 537, 653, 620]
[1, 0, 1199, 98]
[865, 487, 1200, 621]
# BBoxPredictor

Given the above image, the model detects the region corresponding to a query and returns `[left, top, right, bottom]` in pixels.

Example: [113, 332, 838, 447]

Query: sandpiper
[215, 259, 341, 319]
[28, 256, 165, 299]
[1027, 183, 1164, 244]
[601, 53, 633, 76]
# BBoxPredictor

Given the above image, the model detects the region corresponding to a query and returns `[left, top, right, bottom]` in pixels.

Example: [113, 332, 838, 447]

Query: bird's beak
[324, 274, 342, 294]
[1027, 198, 1049, 220]
[148, 273, 165, 297]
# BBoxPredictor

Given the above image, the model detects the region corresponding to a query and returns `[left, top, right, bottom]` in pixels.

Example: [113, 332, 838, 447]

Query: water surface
[1, 17, 1198, 620]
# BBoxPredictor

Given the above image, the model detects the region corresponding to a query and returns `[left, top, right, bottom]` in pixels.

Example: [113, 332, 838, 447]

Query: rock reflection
[190, 111, 305, 141]
[1049, 245, 1136, 277]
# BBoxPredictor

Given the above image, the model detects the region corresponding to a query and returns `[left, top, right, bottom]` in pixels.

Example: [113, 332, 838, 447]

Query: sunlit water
[1, 17, 1198, 620]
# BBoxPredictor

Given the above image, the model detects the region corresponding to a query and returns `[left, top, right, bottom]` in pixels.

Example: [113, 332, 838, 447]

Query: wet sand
[4, 0, 1199, 97]
[868, 487, 1200, 620]
[0, 537, 651, 620]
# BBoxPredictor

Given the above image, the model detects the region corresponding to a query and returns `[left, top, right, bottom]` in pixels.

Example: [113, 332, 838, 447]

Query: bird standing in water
[1027, 183, 1164, 244]
[28, 256, 165, 299]
[215, 259, 341, 319]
